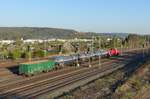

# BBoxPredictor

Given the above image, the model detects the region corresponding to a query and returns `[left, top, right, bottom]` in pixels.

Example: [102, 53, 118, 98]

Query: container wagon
[19, 60, 55, 76]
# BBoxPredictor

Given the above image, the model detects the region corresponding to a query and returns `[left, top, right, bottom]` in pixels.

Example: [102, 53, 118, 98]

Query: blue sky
[0, 0, 150, 34]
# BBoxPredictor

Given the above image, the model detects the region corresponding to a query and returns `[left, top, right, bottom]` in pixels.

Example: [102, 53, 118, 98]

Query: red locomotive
[107, 48, 120, 57]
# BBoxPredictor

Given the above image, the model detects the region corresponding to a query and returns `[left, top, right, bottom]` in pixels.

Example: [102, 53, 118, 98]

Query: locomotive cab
[107, 48, 120, 57]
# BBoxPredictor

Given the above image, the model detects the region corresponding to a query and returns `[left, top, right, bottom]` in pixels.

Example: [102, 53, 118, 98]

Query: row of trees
[108, 34, 149, 49]
[0, 40, 47, 60]
[0, 47, 47, 60]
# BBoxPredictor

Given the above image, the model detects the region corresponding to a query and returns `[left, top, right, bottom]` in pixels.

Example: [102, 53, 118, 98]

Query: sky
[0, 0, 150, 34]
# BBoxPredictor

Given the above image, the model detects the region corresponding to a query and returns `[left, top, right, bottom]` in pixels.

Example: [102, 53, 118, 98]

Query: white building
[0, 38, 92, 44]
[0, 40, 14, 44]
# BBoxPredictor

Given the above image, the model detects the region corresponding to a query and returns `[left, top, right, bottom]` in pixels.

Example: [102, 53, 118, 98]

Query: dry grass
[113, 63, 150, 99]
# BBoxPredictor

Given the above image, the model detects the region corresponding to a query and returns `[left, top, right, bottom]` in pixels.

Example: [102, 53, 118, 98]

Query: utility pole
[59, 44, 62, 55]
[143, 37, 146, 58]
[114, 37, 115, 48]
[99, 36, 101, 66]
[89, 36, 94, 68]
[76, 42, 80, 67]
[92, 36, 94, 53]
[44, 39, 47, 58]
[121, 40, 123, 56]
[146, 36, 149, 56]
[28, 45, 32, 61]
[76, 33, 80, 67]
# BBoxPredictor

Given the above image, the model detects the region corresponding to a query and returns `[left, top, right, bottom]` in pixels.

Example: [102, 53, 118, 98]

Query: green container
[19, 60, 55, 75]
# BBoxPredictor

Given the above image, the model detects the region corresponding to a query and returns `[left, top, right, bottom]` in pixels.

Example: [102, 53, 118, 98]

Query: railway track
[0, 58, 120, 95]
[32, 63, 123, 99]
[0, 49, 149, 98]
[0, 51, 132, 77]
[0, 57, 109, 76]
[0, 51, 138, 85]
[32, 52, 149, 99]
[0, 51, 144, 98]
[0, 59, 112, 80]
[1, 62, 123, 98]
[12, 59, 137, 98]
[0, 58, 110, 85]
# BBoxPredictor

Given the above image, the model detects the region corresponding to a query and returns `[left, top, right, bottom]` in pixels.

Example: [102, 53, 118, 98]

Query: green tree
[124, 34, 144, 48]
[109, 35, 121, 48]
[0, 49, 9, 59]
[11, 49, 21, 60]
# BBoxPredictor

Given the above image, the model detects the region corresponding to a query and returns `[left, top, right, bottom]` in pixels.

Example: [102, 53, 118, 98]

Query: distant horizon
[0, 26, 148, 35]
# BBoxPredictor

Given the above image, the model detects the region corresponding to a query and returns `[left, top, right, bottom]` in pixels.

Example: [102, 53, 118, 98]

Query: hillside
[0, 27, 129, 40]
[0, 27, 78, 40]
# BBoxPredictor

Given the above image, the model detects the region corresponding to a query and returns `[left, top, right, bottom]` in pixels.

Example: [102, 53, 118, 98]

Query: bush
[21, 52, 32, 59]
[33, 50, 47, 58]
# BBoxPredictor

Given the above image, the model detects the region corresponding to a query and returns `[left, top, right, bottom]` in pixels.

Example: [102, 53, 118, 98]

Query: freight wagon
[19, 49, 119, 76]
[19, 60, 55, 76]
[52, 54, 79, 67]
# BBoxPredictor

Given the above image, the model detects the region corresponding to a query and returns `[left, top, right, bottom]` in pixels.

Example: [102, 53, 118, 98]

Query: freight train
[19, 49, 120, 76]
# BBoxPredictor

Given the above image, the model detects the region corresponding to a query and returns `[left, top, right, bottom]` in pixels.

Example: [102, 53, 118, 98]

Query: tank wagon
[51, 54, 79, 66]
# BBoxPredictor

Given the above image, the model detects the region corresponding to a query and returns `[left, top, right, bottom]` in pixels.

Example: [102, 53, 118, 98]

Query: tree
[11, 49, 21, 60]
[124, 34, 144, 48]
[109, 35, 121, 48]
[0, 49, 9, 59]
[62, 42, 74, 54]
